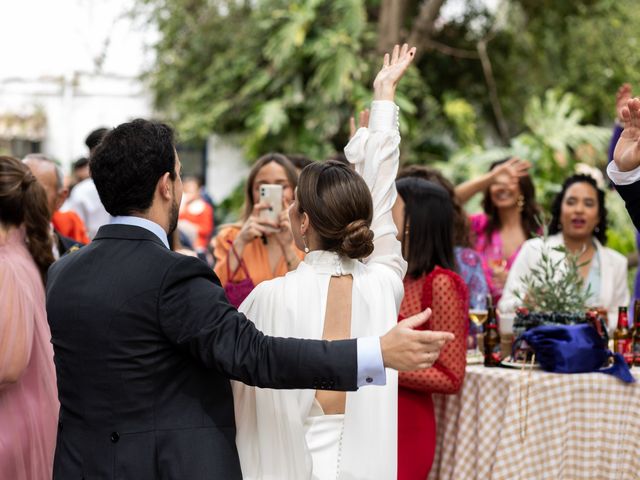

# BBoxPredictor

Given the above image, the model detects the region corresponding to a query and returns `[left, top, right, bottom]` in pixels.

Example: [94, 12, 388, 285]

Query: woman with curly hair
[499, 174, 629, 330]
[0, 156, 58, 479]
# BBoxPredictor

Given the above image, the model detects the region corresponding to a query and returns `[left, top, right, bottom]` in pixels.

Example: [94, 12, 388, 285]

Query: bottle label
[616, 339, 632, 364]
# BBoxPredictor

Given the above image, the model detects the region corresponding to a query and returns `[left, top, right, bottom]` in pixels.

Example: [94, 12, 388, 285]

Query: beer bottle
[613, 306, 632, 365]
[633, 301, 640, 367]
[484, 305, 501, 367]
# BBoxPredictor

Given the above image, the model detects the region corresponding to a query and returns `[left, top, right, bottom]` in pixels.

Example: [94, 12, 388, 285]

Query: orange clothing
[52, 210, 90, 244]
[213, 225, 304, 288]
[178, 198, 214, 250]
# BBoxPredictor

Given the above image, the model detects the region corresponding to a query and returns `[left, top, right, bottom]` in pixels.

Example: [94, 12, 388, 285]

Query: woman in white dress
[232, 44, 416, 480]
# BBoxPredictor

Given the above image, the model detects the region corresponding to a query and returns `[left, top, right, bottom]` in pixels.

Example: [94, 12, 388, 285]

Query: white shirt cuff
[356, 336, 386, 387]
[607, 161, 640, 185]
[368, 101, 399, 132]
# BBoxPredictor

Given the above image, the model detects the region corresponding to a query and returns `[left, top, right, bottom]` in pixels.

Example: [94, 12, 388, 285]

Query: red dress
[398, 267, 468, 480]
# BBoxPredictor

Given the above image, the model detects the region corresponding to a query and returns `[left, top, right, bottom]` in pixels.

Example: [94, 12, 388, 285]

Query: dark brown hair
[481, 158, 540, 241]
[242, 153, 298, 221]
[0, 156, 54, 282]
[396, 177, 456, 278]
[297, 161, 374, 259]
[397, 165, 471, 247]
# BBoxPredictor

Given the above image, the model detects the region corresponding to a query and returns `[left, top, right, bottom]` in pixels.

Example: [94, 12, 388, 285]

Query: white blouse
[232, 100, 406, 480]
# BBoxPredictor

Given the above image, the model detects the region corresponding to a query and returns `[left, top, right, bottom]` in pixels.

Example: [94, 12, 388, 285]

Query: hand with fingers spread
[349, 109, 370, 139]
[380, 308, 455, 371]
[616, 83, 633, 125]
[373, 43, 417, 102]
[493, 157, 531, 187]
[614, 97, 640, 172]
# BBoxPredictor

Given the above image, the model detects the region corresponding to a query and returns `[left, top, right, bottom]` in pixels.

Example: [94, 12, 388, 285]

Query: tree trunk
[377, 0, 408, 54]
[407, 0, 447, 59]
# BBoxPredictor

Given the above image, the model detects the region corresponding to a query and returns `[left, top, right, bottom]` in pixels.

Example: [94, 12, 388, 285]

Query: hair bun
[340, 219, 374, 259]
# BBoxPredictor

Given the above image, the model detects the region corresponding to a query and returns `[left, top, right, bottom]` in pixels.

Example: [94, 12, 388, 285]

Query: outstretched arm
[344, 44, 415, 283]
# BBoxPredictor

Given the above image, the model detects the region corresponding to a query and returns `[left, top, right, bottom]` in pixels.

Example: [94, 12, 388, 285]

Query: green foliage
[140, 0, 638, 260]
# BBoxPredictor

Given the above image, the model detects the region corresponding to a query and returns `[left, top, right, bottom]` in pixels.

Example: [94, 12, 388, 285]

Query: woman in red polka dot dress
[391, 177, 469, 479]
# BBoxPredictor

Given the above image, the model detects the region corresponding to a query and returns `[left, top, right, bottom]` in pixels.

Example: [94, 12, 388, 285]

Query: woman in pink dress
[455, 158, 541, 304]
[0, 156, 59, 479]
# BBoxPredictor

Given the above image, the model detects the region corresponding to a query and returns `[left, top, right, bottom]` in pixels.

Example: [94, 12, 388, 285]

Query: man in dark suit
[609, 96, 640, 229]
[23, 154, 85, 258]
[46, 119, 453, 479]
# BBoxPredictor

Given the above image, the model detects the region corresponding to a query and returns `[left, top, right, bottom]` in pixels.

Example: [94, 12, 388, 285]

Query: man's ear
[55, 188, 69, 211]
[158, 172, 172, 201]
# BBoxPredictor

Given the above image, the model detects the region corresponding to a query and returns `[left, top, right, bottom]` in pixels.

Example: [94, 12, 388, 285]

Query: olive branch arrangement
[514, 225, 592, 314]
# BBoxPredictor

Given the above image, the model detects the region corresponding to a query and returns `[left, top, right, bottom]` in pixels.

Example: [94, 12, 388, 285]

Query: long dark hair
[481, 158, 540, 241]
[297, 161, 374, 259]
[397, 164, 471, 247]
[549, 173, 607, 245]
[242, 153, 298, 221]
[0, 156, 54, 282]
[396, 177, 456, 278]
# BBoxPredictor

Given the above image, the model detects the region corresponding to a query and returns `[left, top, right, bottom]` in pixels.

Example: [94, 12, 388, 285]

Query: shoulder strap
[226, 239, 252, 281]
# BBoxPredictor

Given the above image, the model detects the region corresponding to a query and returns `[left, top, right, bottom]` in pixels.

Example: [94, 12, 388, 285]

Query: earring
[516, 195, 525, 212]
[302, 234, 310, 253]
[595, 226, 600, 233]
[557, 223, 562, 231]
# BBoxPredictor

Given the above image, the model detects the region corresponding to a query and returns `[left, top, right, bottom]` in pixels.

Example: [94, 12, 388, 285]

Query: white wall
[205, 134, 249, 203]
[0, 74, 153, 171]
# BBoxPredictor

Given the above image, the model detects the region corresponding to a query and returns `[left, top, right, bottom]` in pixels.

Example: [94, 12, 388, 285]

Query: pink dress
[470, 213, 523, 304]
[0, 228, 58, 479]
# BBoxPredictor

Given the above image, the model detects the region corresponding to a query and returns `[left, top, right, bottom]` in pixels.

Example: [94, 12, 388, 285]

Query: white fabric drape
[232, 100, 406, 480]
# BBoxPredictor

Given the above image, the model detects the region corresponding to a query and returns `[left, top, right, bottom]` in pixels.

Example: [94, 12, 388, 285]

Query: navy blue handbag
[521, 324, 635, 383]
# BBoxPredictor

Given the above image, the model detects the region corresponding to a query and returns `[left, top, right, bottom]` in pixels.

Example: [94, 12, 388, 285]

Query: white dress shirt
[65, 179, 112, 239]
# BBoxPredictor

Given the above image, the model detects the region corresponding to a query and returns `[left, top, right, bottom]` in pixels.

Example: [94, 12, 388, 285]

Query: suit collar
[94, 224, 168, 249]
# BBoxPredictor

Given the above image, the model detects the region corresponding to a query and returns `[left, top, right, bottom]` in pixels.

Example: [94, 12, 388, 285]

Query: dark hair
[326, 152, 350, 166]
[297, 161, 374, 259]
[0, 156, 54, 282]
[85, 128, 109, 152]
[242, 153, 298, 221]
[286, 154, 314, 171]
[482, 158, 540, 241]
[549, 174, 607, 244]
[396, 177, 456, 278]
[397, 164, 471, 248]
[73, 157, 89, 170]
[91, 119, 177, 216]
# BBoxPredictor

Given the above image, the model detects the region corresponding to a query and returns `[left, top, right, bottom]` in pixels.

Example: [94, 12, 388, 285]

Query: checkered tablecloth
[428, 365, 640, 480]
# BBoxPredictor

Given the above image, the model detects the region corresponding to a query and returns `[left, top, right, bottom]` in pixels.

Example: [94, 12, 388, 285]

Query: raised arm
[454, 157, 531, 204]
[344, 44, 415, 282]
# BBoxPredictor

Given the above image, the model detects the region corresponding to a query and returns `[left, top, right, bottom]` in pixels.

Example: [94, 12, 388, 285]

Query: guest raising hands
[455, 158, 541, 304]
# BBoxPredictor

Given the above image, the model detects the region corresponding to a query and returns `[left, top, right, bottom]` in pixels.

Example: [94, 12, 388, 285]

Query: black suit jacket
[615, 181, 640, 231]
[46, 224, 358, 479]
